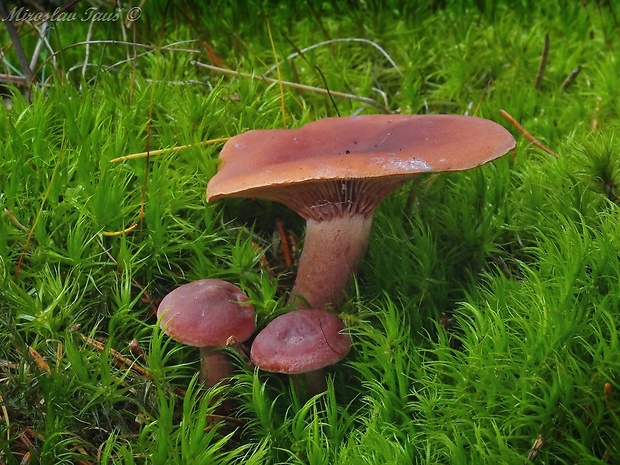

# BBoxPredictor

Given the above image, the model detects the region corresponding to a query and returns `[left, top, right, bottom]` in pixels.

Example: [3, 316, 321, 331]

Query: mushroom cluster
[158, 114, 515, 395]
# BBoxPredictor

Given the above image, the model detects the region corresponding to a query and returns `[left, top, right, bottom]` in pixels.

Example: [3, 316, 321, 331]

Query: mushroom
[207, 115, 516, 309]
[250, 309, 351, 395]
[157, 279, 255, 387]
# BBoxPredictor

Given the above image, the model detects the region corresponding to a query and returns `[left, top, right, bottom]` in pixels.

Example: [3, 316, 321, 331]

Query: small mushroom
[207, 115, 515, 309]
[157, 279, 255, 387]
[250, 309, 351, 395]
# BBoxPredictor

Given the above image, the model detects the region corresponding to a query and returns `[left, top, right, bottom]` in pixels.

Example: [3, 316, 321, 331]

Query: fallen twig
[499, 109, 557, 156]
[128, 339, 147, 363]
[192, 61, 390, 113]
[80, 333, 157, 382]
[101, 222, 138, 236]
[559, 65, 581, 92]
[79, 333, 248, 428]
[0, 74, 28, 85]
[109, 137, 230, 163]
[534, 33, 550, 89]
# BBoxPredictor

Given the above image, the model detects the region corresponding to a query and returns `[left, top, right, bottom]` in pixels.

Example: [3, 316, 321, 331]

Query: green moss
[1, 0, 619, 463]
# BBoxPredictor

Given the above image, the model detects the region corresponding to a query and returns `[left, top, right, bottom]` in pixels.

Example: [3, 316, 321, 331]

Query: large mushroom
[157, 279, 255, 387]
[207, 115, 515, 309]
[250, 309, 351, 395]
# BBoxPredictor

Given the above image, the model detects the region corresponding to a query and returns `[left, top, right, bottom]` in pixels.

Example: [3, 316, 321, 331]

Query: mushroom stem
[199, 347, 234, 388]
[292, 368, 327, 396]
[290, 214, 373, 309]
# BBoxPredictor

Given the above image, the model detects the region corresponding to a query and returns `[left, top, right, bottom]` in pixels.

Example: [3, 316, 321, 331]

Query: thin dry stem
[499, 109, 556, 156]
[80, 333, 194, 399]
[80, 334, 157, 382]
[101, 223, 138, 236]
[193, 61, 390, 113]
[29, 22, 50, 72]
[0, 74, 27, 85]
[3, 208, 30, 233]
[38, 40, 201, 78]
[81, 19, 96, 85]
[0, 0, 33, 82]
[30, 21, 58, 72]
[534, 33, 549, 89]
[263, 37, 402, 77]
[109, 137, 230, 163]
[559, 65, 581, 92]
[275, 219, 293, 268]
[472, 79, 492, 117]
[265, 13, 288, 127]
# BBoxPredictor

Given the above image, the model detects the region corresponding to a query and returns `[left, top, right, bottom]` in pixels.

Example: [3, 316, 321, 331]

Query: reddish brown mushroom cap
[206, 114, 516, 310]
[157, 279, 255, 348]
[250, 309, 351, 374]
[206, 114, 516, 217]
